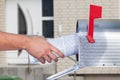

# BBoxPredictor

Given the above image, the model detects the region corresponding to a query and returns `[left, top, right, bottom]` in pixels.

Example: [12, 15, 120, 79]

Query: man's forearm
[0, 31, 64, 63]
[0, 31, 29, 51]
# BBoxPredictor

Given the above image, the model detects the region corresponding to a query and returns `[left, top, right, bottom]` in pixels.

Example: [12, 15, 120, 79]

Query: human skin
[30, 33, 79, 63]
[0, 31, 65, 64]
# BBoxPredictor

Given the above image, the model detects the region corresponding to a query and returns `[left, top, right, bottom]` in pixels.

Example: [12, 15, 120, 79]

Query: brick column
[0, 0, 6, 64]
[0, 0, 5, 31]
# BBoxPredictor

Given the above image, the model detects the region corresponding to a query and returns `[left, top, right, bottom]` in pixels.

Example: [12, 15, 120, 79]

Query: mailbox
[46, 19, 120, 80]
[76, 19, 120, 67]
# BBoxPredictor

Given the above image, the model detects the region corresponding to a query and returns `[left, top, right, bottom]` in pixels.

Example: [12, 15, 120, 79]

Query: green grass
[0, 76, 22, 80]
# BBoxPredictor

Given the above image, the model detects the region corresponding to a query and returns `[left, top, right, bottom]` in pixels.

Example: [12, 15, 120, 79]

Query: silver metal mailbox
[77, 19, 120, 67]
[46, 19, 120, 80]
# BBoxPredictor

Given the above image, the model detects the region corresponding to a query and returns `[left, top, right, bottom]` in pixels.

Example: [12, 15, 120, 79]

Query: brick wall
[54, 0, 119, 80]
[0, 0, 5, 31]
[54, 0, 119, 36]
[0, 0, 6, 64]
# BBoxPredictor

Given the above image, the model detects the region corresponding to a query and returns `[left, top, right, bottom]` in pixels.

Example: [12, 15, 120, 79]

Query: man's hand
[0, 31, 64, 64]
[25, 36, 65, 64]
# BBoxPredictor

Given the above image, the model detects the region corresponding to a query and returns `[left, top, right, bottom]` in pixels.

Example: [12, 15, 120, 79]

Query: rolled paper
[30, 34, 79, 63]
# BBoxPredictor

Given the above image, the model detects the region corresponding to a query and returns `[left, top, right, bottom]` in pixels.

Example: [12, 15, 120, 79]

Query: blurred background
[0, 0, 120, 80]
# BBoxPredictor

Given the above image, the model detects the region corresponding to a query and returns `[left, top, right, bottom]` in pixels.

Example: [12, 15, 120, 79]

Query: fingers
[50, 45, 65, 58]
[48, 52, 58, 62]
[44, 55, 52, 63]
[42, 51, 58, 63]
[38, 51, 58, 63]
[38, 57, 45, 64]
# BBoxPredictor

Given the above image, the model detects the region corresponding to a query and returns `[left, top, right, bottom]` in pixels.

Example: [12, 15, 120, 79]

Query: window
[42, 0, 54, 38]
[43, 20, 54, 38]
[18, 5, 27, 34]
[42, 0, 53, 17]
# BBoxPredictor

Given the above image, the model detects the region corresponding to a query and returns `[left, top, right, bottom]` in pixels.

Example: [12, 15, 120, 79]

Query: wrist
[20, 35, 31, 50]
[22, 35, 45, 50]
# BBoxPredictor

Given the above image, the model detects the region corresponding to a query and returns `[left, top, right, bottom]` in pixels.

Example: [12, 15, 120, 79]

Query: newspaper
[30, 34, 79, 63]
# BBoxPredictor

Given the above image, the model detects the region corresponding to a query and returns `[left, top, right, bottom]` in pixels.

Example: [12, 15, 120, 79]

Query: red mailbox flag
[87, 4, 102, 43]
